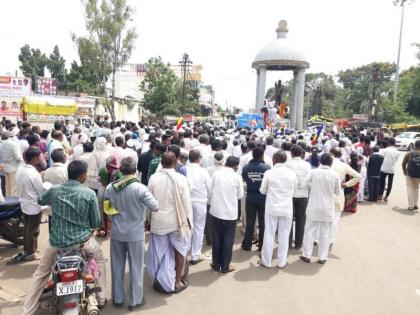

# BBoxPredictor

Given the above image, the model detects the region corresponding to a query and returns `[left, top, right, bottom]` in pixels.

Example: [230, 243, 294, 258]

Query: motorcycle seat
[0, 197, 20, 212]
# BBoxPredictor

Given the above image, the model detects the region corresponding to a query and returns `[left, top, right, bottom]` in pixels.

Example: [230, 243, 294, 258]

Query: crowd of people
[0, 117, 419, 314]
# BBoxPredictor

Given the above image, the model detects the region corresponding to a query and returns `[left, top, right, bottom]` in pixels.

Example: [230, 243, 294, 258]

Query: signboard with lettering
[0, 76, 31, 98]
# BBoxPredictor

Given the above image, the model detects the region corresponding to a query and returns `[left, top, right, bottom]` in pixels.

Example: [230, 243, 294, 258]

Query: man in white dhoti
[187, 149, 211, 264]
[300, 153, 341, 264]
[147, 152, 193, 293]
[259, 151, 297, 268]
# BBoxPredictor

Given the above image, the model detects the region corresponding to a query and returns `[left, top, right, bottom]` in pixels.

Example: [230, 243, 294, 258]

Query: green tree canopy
[140, 57, 182, 116]
[47, 45, 67, 89]
[18, 44, 48, 90]
[72, 0, 138, 120]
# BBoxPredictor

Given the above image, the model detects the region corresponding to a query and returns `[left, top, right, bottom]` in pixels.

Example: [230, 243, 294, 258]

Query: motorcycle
[0, 197, 24, 246]
[40, 248, 101, 315]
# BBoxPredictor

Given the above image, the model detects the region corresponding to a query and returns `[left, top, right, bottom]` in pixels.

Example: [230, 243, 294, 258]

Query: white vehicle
[395, 132, 420, 151]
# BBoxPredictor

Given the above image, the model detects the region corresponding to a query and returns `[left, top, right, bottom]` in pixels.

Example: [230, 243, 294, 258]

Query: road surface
[1, 153, 419, 315]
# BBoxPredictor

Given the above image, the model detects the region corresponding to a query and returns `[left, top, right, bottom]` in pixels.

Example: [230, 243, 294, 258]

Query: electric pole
[393, 0, 414, 106]
[179, 53, 193, 113]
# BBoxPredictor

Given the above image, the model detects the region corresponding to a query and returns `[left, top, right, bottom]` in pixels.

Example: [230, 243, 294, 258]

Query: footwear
[278, 262, 289, 269]
[221, 264, 236, 273]
[241, 245, 251, 251]
[113, 301, 124, 308]
[317, 259, 327, 265]
[257, 260, 270, 268]
[98, 298, 108, 309]
[408, 207, 415, 211]
[128, 303, 143, 311]
[415, 206, 419, 210]
[383, 197, 388, 202]
[329, 243, 333, 252]
[299, 255, 311, 263]
[24, 253, 42, 261]
[295, 246, 302, 251]
[190, 257, 204, 265]
[174, 279, 189, 294]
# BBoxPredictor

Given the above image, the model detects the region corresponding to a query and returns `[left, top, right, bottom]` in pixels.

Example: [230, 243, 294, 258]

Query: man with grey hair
[104, 156, 158, 310]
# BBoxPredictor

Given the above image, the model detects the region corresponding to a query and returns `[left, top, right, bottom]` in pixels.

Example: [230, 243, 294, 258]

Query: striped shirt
[38, 180, 101, 248]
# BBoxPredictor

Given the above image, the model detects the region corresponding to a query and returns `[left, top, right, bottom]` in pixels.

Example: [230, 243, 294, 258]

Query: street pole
[393, 0, 413, 105]
[179, 53, 192, 113]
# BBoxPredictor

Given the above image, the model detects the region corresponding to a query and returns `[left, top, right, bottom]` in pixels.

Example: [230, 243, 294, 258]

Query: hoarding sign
[0, 76, 31, 97]
[36, 77, 58, 95]
[236, 113, 264, 129]
[0, 97, 23, 117]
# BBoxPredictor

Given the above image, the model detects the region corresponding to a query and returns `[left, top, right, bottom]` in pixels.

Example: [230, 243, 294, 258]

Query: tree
[305, 73, 339, 117]
[140, 57, 182, 116]
[66, 37, 103, 94]
[18, 44, 48, 90]
[74, 0, 138, 120]
[47, 45, 67, 90]
[337, 62, 396, 120]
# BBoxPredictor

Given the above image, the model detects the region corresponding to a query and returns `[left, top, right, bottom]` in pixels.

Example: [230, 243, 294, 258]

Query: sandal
[222, 264, 236, 273]
[174, 279, 189, 294]
[24, 253, 42, 261]
[6, 253, 26, 265]
[257, 260, 270, 268]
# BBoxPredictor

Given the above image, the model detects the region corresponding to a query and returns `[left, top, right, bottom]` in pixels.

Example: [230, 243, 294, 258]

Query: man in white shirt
[330, 148, 361, 246]
[285, 145, 311, 250]
[265, 137, 277, 158]
[1, 129, 23, 196]
[209, 156, 244, 273]
[300, 153, 341, 264]
[43, 148, 68, 185]
[48, 130, 65, 167]
[259, 151, 297, 268]
[196, 135, 212, 168]
[183, 130, 195, 152]
[187, 150, 212, 264]
[379, 138, 400, 201]
[16, 147, 45, 261]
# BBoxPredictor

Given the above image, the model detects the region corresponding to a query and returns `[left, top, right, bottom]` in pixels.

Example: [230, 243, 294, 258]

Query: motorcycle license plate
[56, 280, 83, 296]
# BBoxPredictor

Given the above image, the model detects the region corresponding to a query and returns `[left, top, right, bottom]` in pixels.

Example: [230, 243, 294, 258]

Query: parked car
[395, 132, 420, 151]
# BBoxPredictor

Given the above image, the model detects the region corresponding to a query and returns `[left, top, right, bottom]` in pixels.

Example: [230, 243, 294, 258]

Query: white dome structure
[252, 20, 310, 129]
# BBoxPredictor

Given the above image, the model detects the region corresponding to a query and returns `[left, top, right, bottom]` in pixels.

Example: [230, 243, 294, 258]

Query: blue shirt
[242, 159, 271, 204]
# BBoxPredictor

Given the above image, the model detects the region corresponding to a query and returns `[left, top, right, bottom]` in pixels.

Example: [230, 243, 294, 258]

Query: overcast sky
[0, 0, 419, 111]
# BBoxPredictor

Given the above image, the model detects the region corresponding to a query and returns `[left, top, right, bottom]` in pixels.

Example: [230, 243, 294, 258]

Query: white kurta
[301, 165, 341, 261]
[260, 163, 297, 268]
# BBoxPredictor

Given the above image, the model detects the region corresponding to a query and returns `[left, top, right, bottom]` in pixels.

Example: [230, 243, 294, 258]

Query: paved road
[1, 152, 420, 315]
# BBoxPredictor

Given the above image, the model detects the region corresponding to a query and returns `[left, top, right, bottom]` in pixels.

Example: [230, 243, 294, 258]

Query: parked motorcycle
[0, 197, 24, 246]
[40, 248, 101, 315]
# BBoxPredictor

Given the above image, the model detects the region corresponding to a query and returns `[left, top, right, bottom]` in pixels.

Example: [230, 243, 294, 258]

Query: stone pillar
[255, 70, 260, 109]
[290, 71, 298, 128]
[255, 65, 267, 111]
[295, 69, 306, 130]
